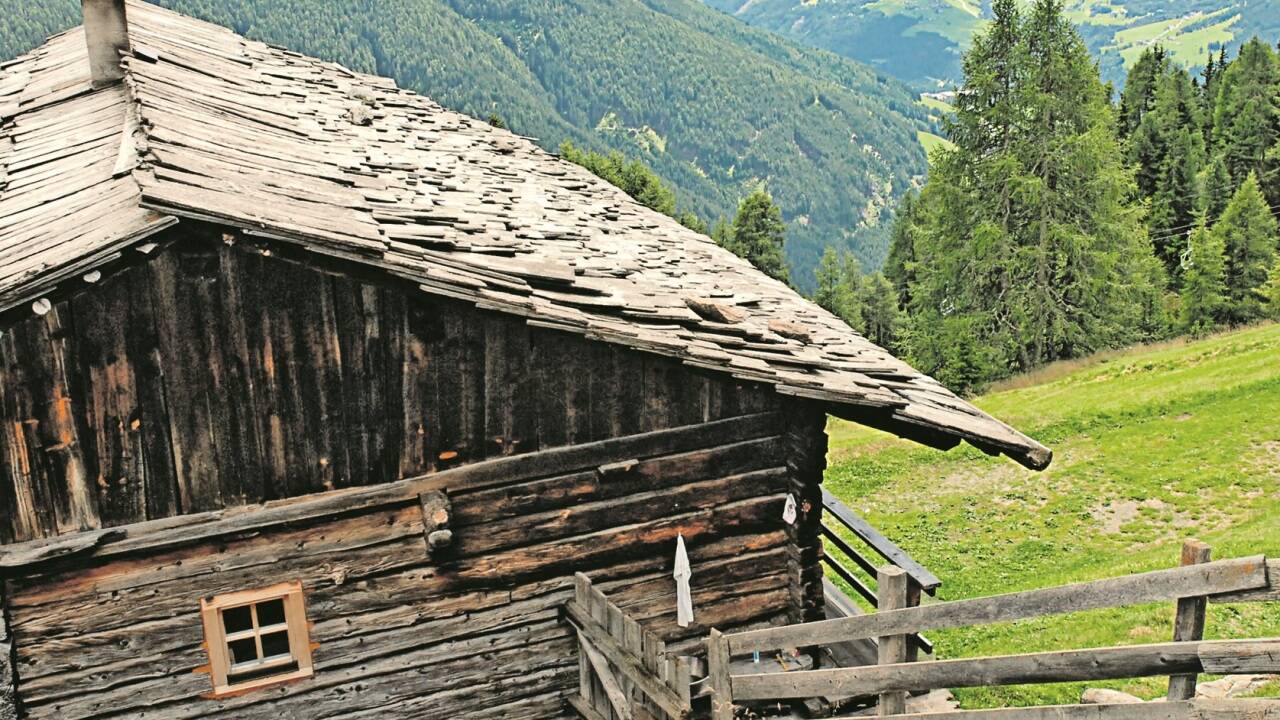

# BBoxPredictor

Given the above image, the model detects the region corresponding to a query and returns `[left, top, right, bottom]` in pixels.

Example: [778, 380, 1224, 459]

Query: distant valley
[701, 0, 1280, 90]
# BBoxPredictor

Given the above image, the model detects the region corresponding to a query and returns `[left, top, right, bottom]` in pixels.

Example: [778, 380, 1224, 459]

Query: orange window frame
[199, 581, 315, 697]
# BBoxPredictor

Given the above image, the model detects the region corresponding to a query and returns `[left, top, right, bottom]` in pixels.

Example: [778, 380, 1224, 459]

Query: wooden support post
[1168, 540, 1211, 701]
[906, 579, 923, 663]
[878, 566, 910, 716]
[708, 629, 734, 720]
[575, 574, 598, 711]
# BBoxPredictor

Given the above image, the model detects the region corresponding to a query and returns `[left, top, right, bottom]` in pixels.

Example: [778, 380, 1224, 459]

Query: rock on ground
[1081, 688, 1144, 704]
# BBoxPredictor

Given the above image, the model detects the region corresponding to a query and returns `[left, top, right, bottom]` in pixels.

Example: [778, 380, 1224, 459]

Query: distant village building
[0, 2, 1048, 717]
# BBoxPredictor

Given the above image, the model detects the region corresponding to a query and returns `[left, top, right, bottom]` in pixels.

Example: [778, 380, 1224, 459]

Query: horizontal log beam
[877, 699, 1280, 720]
[731, 639, 1280, 700]
[729, 555, 1269, 654]
[0, 412, 779, 573]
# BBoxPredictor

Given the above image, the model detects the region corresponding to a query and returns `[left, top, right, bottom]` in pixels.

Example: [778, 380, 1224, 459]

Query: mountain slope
[826, 322, 1280, 706]
[1, 0, 933, 289]
[703, 0, 1280, 91]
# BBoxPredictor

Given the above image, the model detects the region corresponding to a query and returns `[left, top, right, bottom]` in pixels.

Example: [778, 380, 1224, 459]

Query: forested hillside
[702, 0, 1280, 91]
[0, 0, 934, 290]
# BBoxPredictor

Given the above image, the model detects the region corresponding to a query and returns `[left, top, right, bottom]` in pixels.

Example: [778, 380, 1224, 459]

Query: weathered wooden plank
[728, 555, 1270, 654]
[565, 599, 698, 718]
[1210, 560, 1280, 603]
[8, 301, 99, 536]
[1169, 540, 1211, 701]
[579, 630, 634, 720]
[0, 325, 58, 543]
[707, 628, 734, 720]
[121, 262, 180, 521]
[879, 699, 1280, 720]
[877, 567, 909, 716]
[70, 276, 145, 527]
[147, 249, 222, 512]
[209, 243, 269, 506]
[730, 639, 1280, 700]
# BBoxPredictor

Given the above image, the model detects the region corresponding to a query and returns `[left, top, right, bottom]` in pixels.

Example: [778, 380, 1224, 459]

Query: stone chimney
[82, 0, 131, 87]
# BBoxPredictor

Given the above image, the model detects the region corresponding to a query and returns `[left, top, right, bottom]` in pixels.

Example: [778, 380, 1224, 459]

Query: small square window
[200, 581, 314, 696]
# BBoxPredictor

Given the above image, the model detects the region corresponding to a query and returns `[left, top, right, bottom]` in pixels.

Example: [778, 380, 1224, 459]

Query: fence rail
[708, 541, 1280, 719]
[820, 489, 938, 656]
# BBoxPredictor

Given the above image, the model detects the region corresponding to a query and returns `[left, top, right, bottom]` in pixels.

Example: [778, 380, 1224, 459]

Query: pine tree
[721, 189, 791, 285]
[1180, 218, 1227, 335]
[884, 190, 920, 308]
[1214, 172, 1279, 323]
[1261, 256, 1280, 320]
[813, 247, 862, 329]
[857, 273, 903, 350]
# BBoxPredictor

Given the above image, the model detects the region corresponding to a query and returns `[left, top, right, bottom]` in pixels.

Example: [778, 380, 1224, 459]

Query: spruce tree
[722, 189, 791, 285]
[814, 247, 861, 329]
[1119, 46, 1167, 139]
[1200, 154, 1235, 220]
[1127, 64, 1205, 276]
[1261, 256, 1280, 320]
[1180, 219, 1228, 335]
[857, 273, 903, 351]
[1211, 39, 1280, 203]
[884, 190, 920, 308]
[1214, 172, 1279, 323]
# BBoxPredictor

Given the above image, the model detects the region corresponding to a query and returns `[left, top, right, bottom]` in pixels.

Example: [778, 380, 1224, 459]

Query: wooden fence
[564, 572, 693, 720]
[707, 542, 1280, 719]
[821, 488, 939, 656]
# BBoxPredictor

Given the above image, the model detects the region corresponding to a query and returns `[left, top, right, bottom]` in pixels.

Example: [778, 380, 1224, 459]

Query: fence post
[708, 629, 734, 720]
[878, 566, 910, 716]
[1168, 539, 1211, 700]
[906, 579, 923, 663]
[575, 573, 597, 710]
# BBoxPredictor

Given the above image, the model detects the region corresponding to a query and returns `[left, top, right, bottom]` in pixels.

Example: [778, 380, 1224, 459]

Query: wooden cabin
[0, 2, 1049, 718]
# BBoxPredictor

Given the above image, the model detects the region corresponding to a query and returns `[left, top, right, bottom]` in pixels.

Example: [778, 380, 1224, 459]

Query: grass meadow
[824, 322, 1280, 707]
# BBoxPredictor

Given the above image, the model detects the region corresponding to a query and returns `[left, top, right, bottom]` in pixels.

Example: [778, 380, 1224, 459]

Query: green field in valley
[824, 322, 1280, 707]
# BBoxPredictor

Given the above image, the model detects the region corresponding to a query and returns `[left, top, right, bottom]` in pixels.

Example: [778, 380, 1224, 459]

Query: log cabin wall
[0, 225, 780, 544]
[0, 225, 832, 718]
[4, 412, 804, 719]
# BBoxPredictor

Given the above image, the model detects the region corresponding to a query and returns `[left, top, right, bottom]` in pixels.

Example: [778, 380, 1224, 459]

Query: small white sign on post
[783, 493, 798, 525]
[674, 534, 694, 628]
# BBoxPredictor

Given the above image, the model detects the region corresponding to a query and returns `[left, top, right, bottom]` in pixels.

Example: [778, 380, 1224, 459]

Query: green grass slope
[704, 0, 1280, 91]
[825, 322, 1280, 707]
[1, 0, 932, 290]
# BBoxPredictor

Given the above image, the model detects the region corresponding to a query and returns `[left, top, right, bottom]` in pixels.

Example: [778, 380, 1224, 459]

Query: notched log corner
[419, 490, 454, 557]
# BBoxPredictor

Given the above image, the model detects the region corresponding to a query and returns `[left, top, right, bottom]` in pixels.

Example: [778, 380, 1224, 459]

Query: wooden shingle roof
[0, 1, 1051, 469]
